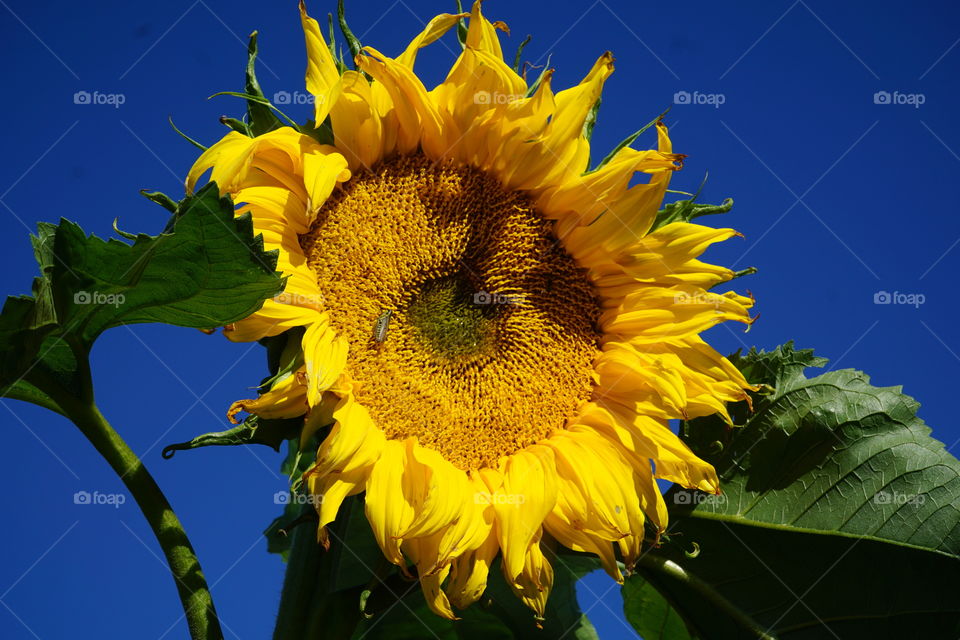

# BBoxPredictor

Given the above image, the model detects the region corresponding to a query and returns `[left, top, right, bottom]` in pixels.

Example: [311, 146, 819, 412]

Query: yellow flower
[187, 1, 754, 621]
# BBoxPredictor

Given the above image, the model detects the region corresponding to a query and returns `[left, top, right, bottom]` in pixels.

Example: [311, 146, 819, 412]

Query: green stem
[637, 553, 775, 639]
[58, 395, 224, 640]
[273, 505, 322, 639]
[273, 503, 365, 640]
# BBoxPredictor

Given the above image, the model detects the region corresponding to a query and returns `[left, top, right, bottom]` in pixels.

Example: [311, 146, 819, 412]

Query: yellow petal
[447, 525, 499, 609]
[491, 444, 558, 584]
[397, 13, 468, 69]
[299, 0, 342, 123]
[227, 369, 307, 424]
[504, 530, 553, 617]
[330, 71, 385, 171]
[466, 0, 506, 60]
[356, 47, 443, 155]
[302, 316, 348, 406]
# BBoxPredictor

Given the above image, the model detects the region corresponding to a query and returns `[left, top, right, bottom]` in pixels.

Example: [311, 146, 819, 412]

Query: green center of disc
[406, 276, 497, 361]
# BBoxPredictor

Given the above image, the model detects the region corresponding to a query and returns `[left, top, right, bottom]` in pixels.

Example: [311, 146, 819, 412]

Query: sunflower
[187, 1, 754, 621]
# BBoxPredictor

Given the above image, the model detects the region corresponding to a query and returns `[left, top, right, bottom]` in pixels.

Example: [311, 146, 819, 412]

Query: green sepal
[139, 189, 179, 213]
[168, 116, 207, 150]
[300, 119, 336, 146]
[161, 415, 302, 458]
[525, 56, 551, 97]
[209, 91, 301, 130]
[651, 181, 734, 232]
[582, 98, 600, 142]
[337, 0, 362, 68]
[245, 31, 285, 136]
[512, 34, 532, 73]
[591, 109, 668, 172]
[455, 0, 468, 49]
[327, 13, 347, 74]
[219, 115, 251, 136]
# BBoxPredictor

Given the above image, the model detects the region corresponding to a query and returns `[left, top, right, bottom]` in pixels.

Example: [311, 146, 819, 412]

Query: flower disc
[300, 154, 600, 470]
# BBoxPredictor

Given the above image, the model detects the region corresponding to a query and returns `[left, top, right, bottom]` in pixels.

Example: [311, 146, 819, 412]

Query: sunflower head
[189, 0, 755, 622]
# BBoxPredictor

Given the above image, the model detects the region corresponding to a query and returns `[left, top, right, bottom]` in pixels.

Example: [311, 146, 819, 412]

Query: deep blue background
[1, 1, 958, 638]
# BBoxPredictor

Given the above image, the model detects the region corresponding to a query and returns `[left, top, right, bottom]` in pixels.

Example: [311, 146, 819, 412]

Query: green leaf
[483, 553, 599, 639]
[622, 575, 697, 640]
[0, 183, 283, 408]
[245, 31, 284, 136]
[633, 343, 960, 638]
[49, 183, 282, 343]
[326, 495, 387, 592]
[350, 551, 600, 640]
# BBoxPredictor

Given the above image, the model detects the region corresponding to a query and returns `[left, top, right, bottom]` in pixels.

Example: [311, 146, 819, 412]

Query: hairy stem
[59, 396, 223, 640]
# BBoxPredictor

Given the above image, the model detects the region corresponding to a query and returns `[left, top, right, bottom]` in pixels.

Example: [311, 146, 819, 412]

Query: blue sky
[1, 1, 959, 638]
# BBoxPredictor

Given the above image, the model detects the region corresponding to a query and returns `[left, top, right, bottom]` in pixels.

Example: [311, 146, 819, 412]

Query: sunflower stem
[637, 553, 775, 639]
[273, 503, 365, 640]
[53, 390, 224, 640]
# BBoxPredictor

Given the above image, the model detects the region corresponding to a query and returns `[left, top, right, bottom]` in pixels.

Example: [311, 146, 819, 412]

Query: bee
[373, 309, 393, 343]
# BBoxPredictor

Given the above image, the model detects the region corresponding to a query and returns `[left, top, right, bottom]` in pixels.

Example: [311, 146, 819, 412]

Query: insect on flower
[372, 309, 393, 343]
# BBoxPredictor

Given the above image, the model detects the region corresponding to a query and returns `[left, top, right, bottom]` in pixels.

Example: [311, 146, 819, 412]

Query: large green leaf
[622, 574, 696, 640]
[626, 343, 960, 638]
[0, 183, 283, 405]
